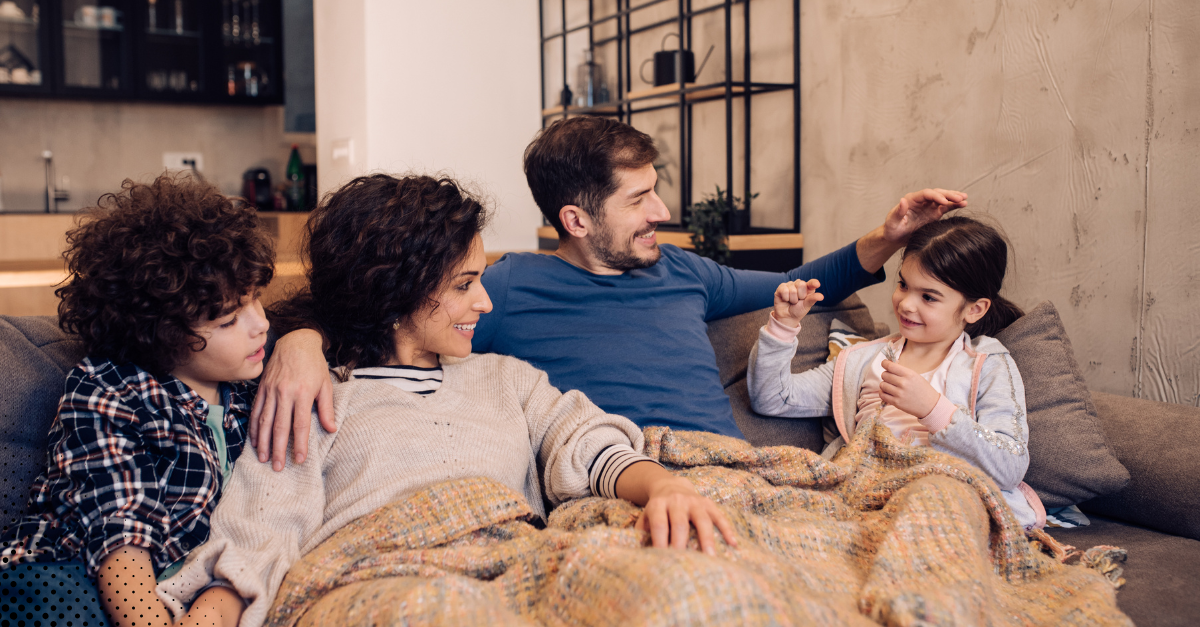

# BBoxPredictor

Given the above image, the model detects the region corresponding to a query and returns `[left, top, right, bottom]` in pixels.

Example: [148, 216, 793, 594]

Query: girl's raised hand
[773, 279, 824, 328]
[879, 359, 941, 418]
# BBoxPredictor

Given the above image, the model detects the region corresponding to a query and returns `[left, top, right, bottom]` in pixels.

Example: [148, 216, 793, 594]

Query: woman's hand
[616, 461, 737, 555]
[772, 279, 824, 328]
[879, 359, 941, 418]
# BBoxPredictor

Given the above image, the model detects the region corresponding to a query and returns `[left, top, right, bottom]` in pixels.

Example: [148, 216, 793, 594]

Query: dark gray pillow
[0, 316, 84, 534]
[995, 302, 1130, 507]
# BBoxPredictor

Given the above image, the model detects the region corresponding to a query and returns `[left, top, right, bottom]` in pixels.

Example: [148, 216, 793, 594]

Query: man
[250, 116, 966, 469]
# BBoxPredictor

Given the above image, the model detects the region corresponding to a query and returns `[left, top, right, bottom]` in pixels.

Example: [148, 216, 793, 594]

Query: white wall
[313, 0, 543, 252]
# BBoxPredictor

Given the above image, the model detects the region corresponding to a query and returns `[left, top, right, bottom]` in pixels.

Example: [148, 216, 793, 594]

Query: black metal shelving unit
[538, 0, 800, 236]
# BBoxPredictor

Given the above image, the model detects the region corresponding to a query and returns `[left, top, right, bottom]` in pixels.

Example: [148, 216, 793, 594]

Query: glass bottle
[285, 144, 306, 211]
[575, 49, 607, 107]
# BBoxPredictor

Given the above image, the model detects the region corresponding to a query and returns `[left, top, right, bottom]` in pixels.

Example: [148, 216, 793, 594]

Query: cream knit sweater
[156, 352, 645, 627]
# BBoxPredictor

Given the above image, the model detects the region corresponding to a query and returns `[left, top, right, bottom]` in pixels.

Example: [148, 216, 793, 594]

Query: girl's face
[891, 256, 989, 346]
[172, 294, 270, 403]
[395, 234, 492, 367]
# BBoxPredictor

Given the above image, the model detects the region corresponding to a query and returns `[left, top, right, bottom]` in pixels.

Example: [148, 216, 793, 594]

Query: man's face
[588, 163, 671, 272]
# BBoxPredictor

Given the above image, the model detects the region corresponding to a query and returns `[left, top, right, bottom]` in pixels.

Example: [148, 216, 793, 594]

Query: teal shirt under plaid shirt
[0, 356, 252, 576]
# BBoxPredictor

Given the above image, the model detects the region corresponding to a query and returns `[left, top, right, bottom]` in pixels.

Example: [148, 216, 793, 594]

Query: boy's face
[172, 295, 270, 402]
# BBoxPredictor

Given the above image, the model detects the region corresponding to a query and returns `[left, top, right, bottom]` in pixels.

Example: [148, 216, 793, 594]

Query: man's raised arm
[249, 328, 336, 471]
[854, 188, 968, 273]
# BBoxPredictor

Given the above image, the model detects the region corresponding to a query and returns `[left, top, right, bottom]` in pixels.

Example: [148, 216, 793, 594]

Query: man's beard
[590, 218, 662, 272]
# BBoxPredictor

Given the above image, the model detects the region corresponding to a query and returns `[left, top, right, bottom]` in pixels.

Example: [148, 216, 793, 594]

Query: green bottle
[285, 144, 306, 211]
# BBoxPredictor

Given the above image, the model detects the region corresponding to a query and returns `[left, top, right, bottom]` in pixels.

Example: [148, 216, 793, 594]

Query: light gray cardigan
[748, 327, 1044, 529]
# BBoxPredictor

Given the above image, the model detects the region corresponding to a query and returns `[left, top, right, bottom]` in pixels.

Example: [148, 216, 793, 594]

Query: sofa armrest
[1079, 391, 1200, 541]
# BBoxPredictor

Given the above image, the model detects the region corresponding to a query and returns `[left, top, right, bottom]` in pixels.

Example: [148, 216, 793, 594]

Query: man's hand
[772, 279, 824, 328]
[879, 359, 941, 418]
[856, 188, 968, 273]
[618, 462, 738, 555]
[250, 329, 336, 471]
[883, 188, 969, 245]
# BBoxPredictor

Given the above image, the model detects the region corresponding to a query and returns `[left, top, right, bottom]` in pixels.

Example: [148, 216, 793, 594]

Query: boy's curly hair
[56, 174, 275, 376]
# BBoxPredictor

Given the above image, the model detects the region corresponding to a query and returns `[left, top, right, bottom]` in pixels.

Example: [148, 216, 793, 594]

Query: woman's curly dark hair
[56, 174, 275, 375]
[269, 174, 488, 375]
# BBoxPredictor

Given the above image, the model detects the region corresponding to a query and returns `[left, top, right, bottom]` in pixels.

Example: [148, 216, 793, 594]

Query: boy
[0, 174, 274, 627]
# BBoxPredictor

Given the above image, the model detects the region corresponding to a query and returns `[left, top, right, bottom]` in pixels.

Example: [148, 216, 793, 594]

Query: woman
[157, 174, 735, 626]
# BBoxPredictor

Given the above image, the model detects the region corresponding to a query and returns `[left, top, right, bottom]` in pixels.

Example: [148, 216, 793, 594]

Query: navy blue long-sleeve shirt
[473, 241, 883, 438]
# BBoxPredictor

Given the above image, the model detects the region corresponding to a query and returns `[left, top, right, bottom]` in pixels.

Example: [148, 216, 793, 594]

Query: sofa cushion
[1079, 391, 1200, 541]
[0, 316, 84, 532]
[995, 302, 1130, 507]
[1054, 516, 1200, 627]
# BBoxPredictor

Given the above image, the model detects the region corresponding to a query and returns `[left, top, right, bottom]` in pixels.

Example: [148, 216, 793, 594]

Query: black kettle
[242, 167, 273, 211]
[640, 33, 714, 87]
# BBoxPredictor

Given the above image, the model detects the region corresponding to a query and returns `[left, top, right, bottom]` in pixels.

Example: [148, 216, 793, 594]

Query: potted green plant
[684, 186, 756, 265]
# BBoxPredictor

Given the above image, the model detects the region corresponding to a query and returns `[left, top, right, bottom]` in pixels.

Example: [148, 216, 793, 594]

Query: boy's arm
[52, 375, 175, 575]
[178, 586, 244, 627]
[96, 546, 171, 627]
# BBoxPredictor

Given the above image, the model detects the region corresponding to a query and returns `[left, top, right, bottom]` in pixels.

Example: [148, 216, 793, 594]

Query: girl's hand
[879, 359, 941, 418]
[773, 279, 824, 328]
[635, 474, 738, 555]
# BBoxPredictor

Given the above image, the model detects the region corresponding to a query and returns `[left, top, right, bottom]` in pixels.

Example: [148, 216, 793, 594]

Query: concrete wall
[313, 0, 543, 252]
[0, 100, 305, 212]
[800, 0, 1199, 405]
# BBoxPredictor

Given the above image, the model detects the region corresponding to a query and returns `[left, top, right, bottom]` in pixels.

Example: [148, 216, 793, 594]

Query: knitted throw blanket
[265, 419, 1131, 626]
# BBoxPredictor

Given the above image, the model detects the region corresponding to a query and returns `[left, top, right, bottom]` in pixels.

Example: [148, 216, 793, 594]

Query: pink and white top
[855, 333, 968, 445]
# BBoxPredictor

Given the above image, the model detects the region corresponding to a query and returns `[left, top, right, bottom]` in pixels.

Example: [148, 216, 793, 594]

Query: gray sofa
[2, 296, 1198, 625]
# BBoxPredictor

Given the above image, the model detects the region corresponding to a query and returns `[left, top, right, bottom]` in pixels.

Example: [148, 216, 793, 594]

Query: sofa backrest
[0, 316, 84, 531]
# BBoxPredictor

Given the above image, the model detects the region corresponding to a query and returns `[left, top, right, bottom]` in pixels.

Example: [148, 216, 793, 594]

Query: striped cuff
[589, 444, 660, 499]
[920, 395, 957, 433]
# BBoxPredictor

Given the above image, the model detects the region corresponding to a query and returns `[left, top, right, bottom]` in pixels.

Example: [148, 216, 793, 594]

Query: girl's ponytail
[966, 294, 1023, 338]
[902, 216, 1024, 338]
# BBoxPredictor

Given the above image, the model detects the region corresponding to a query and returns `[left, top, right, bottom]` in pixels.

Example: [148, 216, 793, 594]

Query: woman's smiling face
[393, 234, 492, 367]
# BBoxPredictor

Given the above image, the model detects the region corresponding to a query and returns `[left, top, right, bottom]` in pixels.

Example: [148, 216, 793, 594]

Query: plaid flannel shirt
[0, 357, 252, 576]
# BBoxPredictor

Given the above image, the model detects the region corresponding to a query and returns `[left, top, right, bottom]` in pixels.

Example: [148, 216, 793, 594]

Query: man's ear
[963, 297, 992, 324]
[558, 205, 592, 239]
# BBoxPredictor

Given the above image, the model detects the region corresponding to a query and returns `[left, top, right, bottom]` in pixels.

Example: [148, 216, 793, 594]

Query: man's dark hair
[523, 116, 659, 236]
[901, 216, 1024, 338]
[268, 174, 488, 375]
[56, 174, 276, 376]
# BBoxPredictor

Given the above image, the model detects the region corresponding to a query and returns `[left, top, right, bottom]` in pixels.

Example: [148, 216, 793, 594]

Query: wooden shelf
[625, 83, 746, 104]
[541, 103, 620, 117]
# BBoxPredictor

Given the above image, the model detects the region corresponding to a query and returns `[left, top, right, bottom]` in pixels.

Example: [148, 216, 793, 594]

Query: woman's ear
[963, 297, 992, 324]
[558, 205, 592, 239]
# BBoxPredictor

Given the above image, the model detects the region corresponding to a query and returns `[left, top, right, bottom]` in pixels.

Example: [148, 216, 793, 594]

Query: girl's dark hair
[57, 174, 275, 375]
[901, 216, 1023, 337]
[269, 174, 488, 375]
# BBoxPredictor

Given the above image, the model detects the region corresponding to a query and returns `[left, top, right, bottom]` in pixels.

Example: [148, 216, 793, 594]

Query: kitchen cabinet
[0, 0, 283, 104]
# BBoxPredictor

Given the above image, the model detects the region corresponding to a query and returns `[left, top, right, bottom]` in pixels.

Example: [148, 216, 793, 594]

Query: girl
[747, 216, 1045, 529]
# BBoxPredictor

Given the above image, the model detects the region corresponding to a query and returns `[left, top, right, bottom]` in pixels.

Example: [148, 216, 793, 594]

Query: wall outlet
[163, 152, 204, 173]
